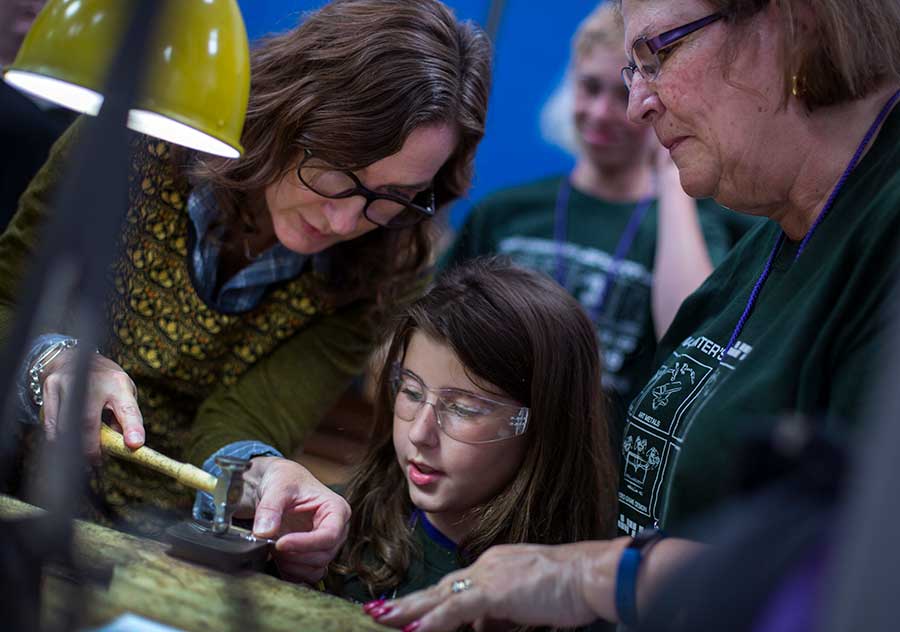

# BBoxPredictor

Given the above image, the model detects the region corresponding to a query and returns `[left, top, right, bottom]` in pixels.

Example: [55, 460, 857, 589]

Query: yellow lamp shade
[3, 0, 250, 158]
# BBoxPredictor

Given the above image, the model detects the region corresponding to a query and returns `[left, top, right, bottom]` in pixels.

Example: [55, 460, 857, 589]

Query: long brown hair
[329, 258, 618, 598]
[191, 0, 492, 306]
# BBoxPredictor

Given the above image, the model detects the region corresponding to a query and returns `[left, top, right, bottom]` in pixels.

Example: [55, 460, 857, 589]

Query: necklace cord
[554, 177, 655, 321]
[720, 89, 900, 361]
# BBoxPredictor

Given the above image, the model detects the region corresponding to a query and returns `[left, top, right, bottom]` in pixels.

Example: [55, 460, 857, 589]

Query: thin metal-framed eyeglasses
[390, 363, 530, 445]
[296, 149, 436, 229]
[621, 12, 722, 89]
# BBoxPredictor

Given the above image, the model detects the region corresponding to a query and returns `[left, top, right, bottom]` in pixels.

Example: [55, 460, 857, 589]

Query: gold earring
[791, 74, 805, 97]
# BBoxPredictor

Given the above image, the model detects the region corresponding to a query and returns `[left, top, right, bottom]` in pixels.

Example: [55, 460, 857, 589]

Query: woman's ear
[779, 0, 819, 93]
[783, 0, 850, 107]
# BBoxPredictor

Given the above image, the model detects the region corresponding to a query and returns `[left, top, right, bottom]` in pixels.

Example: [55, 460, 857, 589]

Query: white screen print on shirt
[498, 235, 652, 398]
[617, 334, 753, 536]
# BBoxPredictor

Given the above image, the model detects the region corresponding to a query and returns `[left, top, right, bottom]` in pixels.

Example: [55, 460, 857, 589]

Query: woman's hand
[39, 349, 145, 460]
[371, 539, 631, 632]
[237, 456, 351, 584]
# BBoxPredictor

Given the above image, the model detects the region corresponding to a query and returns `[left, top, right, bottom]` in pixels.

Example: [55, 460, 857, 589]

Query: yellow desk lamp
[2, 0, 250, 158]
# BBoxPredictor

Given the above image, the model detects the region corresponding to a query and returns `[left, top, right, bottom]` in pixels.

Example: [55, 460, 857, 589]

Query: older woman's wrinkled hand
[370, 539, 631, 632]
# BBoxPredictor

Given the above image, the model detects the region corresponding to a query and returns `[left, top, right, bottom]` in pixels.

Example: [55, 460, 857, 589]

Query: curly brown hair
[328, 258, 618, 606]
[190, 0, 492, 308]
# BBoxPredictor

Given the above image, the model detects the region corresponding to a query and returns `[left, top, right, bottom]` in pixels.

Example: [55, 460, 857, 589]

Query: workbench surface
[0, 494, 387, 631]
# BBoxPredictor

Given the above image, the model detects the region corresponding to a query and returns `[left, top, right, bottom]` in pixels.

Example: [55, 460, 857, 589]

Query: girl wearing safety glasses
[324, 258, 618, 608]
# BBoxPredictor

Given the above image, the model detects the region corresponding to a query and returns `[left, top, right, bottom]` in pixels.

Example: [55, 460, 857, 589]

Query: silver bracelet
[28, 338, 78, 407]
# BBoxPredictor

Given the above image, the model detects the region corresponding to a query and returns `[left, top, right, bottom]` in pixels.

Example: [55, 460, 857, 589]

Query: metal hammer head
[211, 455, 250, 535]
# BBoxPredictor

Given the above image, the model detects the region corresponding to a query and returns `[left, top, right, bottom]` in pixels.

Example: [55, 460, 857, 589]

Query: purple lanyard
[553, 178, 655, 322]
[719, 89, 900, 362]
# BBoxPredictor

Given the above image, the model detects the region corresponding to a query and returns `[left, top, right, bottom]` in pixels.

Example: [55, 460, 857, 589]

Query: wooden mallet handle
[99, 424, 217, 494]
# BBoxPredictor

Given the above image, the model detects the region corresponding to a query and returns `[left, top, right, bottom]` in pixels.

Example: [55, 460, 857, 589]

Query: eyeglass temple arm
[646, 13, 723, 54]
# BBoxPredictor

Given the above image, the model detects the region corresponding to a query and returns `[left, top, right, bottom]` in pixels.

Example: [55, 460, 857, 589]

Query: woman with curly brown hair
[0, 0, 490, 582]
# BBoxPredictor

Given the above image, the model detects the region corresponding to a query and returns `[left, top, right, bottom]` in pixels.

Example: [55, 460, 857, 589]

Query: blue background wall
[236, 0, 602, 226]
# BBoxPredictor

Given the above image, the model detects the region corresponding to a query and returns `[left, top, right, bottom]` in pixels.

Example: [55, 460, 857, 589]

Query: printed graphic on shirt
[617, 334, 753, 535]
[498, 236, 652, 397]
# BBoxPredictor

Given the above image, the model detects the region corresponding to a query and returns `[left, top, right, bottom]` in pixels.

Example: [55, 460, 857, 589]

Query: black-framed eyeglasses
[621, 12, 722, 89]
[390, 363, 530, 445]
[296, 150, 436, 229]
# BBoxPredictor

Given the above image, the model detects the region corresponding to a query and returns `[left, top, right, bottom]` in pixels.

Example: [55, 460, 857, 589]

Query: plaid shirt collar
[187, 182, 309, 313]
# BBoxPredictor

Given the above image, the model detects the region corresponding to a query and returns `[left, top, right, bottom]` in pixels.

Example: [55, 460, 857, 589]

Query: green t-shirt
[617, 107, 900, 536]
[332, 511, 461, 604]
[441, 178, 756, 430]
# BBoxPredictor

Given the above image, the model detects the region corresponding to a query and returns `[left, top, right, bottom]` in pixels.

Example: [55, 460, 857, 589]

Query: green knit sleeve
[0, 117, 84, 349]
[186, 299, 378, 467]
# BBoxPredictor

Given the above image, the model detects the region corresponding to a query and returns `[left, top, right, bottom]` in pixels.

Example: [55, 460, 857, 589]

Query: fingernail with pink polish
[372, 606, 393, 619]
[402, 621, 421, 632]
[363, 599, 384, 613]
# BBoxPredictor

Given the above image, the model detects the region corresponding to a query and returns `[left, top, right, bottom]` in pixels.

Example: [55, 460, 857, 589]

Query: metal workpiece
[211, 455, 251, 535]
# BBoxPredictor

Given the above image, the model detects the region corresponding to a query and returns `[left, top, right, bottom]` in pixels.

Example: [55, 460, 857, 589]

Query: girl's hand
[39, 349, 145, 461]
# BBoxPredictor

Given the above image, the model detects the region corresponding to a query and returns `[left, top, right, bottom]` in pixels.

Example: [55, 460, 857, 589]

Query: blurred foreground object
[0, 494, 387, 632]
[0, 2, 253, 628]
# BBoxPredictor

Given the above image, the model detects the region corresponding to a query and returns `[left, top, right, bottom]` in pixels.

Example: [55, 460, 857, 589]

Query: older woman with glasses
[441, 3, 758, 450]
[0, 0, 490, 583]
[371, 0, 900, 630]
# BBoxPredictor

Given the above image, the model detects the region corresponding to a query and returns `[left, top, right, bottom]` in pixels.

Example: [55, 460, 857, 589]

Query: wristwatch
[28, 338, 78, 407]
